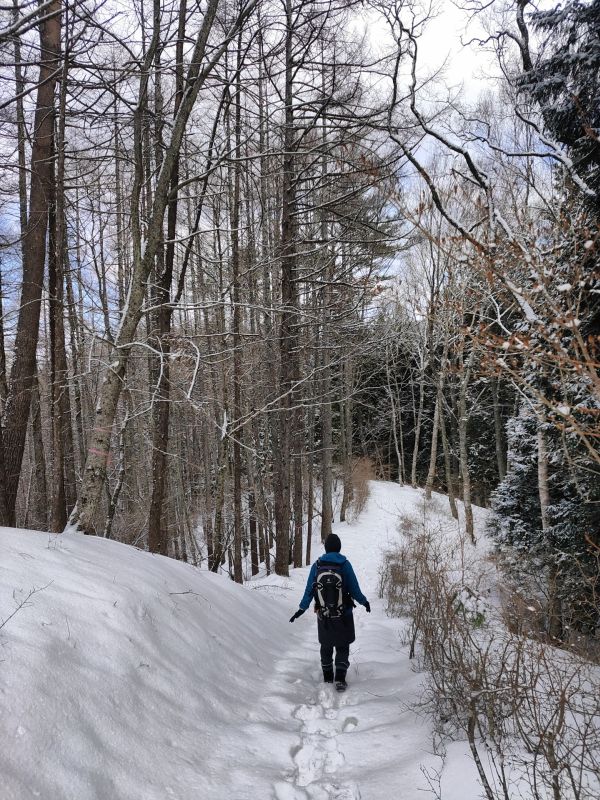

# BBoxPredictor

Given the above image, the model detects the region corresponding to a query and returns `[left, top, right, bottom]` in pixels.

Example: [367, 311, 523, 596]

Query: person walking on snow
[289, 533, 370, 691]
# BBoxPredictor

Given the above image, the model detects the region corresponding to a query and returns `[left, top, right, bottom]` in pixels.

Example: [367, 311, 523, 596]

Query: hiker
[289, 533, 370, 691]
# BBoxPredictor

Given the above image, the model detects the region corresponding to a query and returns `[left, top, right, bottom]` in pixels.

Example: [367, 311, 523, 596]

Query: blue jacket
[299, 552, 368, 613]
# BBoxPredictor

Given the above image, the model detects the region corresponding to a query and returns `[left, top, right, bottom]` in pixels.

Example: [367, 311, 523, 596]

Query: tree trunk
[210, 439, 228, 572]
[458, 351, 475, 543]
[148, 0, 187, 556]
[492, 378, 507, 481]
[292, 418, 304, 567]
[0, 418, 7, 525]
[320, 370, 333, 540]
[306, 399, 315, 566]
[64, 251, 86, 473]
[537, 423, 550, 532]
[12, 0, 28, 235]
[104, 411, 129, 540]
[537, 420, 562, 638]
[48, 182, 67, 531]
[386, 351, 403, 486]
[439, 391, 459, 520]
[0, 266, 8, 524]
[411, 360, 425, 488]
[30, 371, 49, 531]
[3, 0, 61, 524]
[424, 394, 440, 501]
[274, 0, 296, 575]
[340, 358, 354, 521]
[0, 268, 7, 410]
[49, 40, 76, 529]
[230, 30, 244, 583]
[249, 489, 259, 576]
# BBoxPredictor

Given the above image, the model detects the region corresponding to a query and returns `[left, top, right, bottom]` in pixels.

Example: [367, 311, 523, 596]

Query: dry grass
[348, 456, 375, 520]
[398, 513, 419, 536]
[380, 524, 600, 800]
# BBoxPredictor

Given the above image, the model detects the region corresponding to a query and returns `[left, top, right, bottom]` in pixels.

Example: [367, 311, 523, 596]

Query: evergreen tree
[519, 0, 600, 207]
[490, 402, 600, 636]
[489, 407, 541, 552]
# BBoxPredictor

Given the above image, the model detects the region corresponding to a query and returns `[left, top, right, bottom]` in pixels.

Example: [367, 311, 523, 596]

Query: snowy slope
[0, 482, 486, 800]
[0, 529, 292, 799]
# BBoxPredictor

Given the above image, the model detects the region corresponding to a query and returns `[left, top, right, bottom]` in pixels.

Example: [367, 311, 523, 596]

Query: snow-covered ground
[1, 482, 487, 800]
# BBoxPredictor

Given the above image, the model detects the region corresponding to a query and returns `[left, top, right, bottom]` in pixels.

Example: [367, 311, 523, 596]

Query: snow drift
[0, 527, 292, 799]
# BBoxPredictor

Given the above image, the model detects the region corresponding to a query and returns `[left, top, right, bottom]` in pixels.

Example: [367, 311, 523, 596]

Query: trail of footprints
[274, 688, 361, 800]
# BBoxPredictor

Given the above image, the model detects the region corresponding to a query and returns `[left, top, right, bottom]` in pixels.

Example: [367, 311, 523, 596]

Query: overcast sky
[419, 1, 510, 106]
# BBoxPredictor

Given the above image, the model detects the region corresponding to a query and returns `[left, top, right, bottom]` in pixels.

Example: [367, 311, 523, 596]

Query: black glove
[289, 608, 306, 623]
[364, 601, 371, 613]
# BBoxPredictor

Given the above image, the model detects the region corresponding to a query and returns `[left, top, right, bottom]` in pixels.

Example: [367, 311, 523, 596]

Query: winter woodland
[0, 0, 599, 798]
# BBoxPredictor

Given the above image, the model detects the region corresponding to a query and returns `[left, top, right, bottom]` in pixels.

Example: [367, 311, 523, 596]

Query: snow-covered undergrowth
[381, 495, 600, 800]
[0, 482, 525, 800]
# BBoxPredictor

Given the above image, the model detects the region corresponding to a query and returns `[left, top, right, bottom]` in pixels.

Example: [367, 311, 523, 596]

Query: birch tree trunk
[439, 390, 459, 520]
[537, 423, 550, 532]
[425, 335, 449, 501]
[385, 349, 403, 486]
[410, 355, 425, 488]
[424, 395, 440, 501]
[458, 348, 475, 543]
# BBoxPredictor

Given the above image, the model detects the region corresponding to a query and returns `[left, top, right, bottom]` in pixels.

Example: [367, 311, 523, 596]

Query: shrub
[381, 523, 600, 800]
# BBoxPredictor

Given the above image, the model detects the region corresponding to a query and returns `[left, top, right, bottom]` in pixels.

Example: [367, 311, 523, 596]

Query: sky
[421, 2, 497, 97]
[355, 0, 501, 103]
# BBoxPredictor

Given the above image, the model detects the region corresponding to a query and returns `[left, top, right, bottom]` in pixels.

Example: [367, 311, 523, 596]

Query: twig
[0, 582, 53, 631]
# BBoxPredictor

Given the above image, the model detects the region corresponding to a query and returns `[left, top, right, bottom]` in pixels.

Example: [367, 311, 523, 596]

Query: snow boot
[335, 670, 347, 692]
[323, 668, 334, 683]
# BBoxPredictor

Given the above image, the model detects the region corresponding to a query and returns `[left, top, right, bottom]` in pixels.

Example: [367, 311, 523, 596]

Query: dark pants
[320, 643, 350, 677]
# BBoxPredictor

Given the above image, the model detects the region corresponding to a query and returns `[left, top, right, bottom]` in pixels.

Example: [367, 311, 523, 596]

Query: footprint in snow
[294, 733, 329, 786]
[273, 779, 308, 800]
[284, 679, 361, 800]
[293, 703, 322, 721]
[305, 782, 361, 800]
[342, 716, 358, 732]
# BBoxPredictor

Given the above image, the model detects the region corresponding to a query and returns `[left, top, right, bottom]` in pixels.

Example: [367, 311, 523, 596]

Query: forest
[0, 0, 598, 648]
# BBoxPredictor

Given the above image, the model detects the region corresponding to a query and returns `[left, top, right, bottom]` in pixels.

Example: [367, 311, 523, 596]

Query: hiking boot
[323, 668, 334, 683]
[335, 670, 347, 691]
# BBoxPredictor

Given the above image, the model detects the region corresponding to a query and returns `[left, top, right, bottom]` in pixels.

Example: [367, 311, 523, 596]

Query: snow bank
[0, 528, 289, 799]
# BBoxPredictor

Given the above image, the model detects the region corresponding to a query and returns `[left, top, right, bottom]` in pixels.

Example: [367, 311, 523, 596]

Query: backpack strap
[312, 560, 322, 606]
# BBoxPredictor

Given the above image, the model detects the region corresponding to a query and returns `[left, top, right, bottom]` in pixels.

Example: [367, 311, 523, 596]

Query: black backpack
[313, 560, 349, 619]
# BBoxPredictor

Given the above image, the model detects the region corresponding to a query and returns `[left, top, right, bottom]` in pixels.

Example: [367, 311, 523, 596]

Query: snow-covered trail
[221, 482, 443, 800]
[1, 481, 485, 800]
